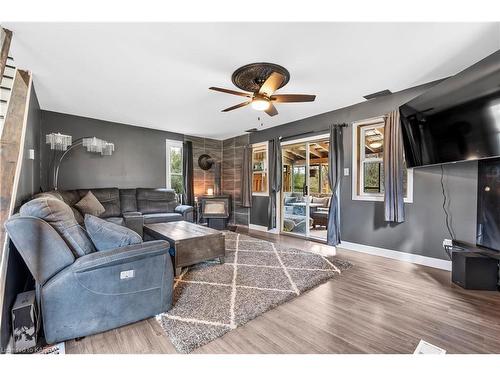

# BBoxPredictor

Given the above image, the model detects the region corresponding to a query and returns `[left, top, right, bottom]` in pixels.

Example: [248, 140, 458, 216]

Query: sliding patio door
[280, 136, 330, 241]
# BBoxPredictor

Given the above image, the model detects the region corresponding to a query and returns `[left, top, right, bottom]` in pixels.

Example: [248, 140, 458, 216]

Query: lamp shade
[46, 133, 72, 151]
[82, 137, 115, 155]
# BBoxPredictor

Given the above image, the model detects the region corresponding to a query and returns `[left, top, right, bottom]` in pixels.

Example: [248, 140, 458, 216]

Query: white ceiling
[5, 22, 500, 139]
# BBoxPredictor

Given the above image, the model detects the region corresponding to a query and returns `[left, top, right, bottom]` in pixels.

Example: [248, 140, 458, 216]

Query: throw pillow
[20, 197, 95, 257]
[84, 214, 142, 252]
[75, 191, 105, 217]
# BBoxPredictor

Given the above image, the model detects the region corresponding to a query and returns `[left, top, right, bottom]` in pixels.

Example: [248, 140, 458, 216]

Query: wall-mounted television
[400, 50, 500, 168]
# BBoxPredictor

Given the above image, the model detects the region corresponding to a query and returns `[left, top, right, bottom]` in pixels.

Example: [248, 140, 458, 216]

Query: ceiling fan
[209, 62, 316, 117]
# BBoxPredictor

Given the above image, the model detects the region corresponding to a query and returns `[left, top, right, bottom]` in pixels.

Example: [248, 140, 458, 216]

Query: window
[166, 140, 183, 194]
[252, 142, 269, 195]
[352, 117, 413, 202]
[292, 165, 305, 193]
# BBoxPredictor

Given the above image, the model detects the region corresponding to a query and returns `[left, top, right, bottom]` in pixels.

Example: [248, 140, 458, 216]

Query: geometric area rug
[156, 232, 352, 353]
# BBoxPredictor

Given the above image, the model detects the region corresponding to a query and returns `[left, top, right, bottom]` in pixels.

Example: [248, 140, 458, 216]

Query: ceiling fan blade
[271, 94, 316, 103]
[259, 72, 285, 97]
[222, 101, 251, 112]
[209, 87, 252, 98]
[264, 103, 278, 117]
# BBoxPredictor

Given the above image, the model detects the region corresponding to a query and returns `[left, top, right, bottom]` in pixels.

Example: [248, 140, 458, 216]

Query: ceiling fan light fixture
[251, 97, 270, 111]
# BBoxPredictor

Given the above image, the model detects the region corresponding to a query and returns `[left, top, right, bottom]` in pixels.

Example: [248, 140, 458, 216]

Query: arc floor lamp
[46, 133, 115, 190]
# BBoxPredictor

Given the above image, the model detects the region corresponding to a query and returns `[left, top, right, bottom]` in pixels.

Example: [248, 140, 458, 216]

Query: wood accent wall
[184, 135, 223, 197]
[222, 134, 250, 226]
[183, 134, 250, 226]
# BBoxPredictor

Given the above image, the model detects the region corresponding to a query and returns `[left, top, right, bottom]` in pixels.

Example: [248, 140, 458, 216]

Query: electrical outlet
[442, 239, 453, 248]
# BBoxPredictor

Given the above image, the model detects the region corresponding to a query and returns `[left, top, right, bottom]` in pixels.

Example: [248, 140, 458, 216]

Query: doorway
[280, 135, 331, 240]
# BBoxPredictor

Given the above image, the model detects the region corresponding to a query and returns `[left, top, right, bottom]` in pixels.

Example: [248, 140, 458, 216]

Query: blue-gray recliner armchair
[5, 197, 174, 344]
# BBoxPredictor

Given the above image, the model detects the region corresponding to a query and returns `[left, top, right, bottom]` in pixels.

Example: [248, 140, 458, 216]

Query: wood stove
[200, 195, 231, 230]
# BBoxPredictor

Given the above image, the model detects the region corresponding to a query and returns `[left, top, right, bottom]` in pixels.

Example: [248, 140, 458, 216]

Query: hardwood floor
[66, 230, 500, 354]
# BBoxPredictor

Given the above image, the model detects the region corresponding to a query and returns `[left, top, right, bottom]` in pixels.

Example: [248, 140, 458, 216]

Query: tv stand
[452, 240, 500, 260]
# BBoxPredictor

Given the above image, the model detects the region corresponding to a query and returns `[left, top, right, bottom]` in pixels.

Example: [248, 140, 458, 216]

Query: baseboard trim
[248, 224, 269, 232]
[339, 241, 452, 271]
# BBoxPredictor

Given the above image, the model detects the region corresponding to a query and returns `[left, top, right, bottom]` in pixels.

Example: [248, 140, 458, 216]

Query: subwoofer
[451, 252, 499, 290]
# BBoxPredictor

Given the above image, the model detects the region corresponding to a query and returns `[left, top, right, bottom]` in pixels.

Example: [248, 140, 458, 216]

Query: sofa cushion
[84, 215, 142, 252]
[137, 188, 178, 214]
[78, 188, 121, 218]
[20, 197, 95, 257]
[75, 191, 106, 217]
[58, 190, 82, 206]
[143, 212, 183, 224]
[105, 216, 125, 226]
[311, 196, 330, 207]
[33, 190, 83, 225]
[5, 215, 76, 285]
[119, 188, 137, 213]
[34, 191, 65, 201]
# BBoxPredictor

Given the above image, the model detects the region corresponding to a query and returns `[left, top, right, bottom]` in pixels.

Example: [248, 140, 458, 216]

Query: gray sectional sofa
[35, 187, 194, 237]
[3, 187, 194, 344]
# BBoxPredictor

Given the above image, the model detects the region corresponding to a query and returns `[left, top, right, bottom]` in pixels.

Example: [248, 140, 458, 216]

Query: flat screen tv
[400, 50, 500, 168]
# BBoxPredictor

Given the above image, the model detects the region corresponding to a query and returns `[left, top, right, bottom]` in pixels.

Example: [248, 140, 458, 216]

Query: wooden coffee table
[144, 221, 225, 276]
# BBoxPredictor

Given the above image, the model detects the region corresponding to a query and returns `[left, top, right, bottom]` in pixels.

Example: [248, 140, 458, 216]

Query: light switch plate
[343, 168, 350, 176]
[120, 270, 135, 280]
[28, 149, 35, 160]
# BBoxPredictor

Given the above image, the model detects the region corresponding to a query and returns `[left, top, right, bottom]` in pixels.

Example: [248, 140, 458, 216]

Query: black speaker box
[452, 252, 499, 290]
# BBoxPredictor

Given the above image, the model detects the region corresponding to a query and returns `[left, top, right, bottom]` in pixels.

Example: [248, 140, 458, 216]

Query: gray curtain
[182, 140, 194, 206]
[241, 145, 252, 208]
[327, 124, 344, 246]
[268, 137, 282, 230]
[383, 110, 405, 223]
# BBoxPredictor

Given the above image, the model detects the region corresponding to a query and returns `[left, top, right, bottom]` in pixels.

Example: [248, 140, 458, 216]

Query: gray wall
[41, 111, 184, 190]
[15, 84, 41, 207]
[251, 81, 478, 260]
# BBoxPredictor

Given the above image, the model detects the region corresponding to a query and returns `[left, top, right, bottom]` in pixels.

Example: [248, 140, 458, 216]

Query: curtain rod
[278, 123, 349, 141]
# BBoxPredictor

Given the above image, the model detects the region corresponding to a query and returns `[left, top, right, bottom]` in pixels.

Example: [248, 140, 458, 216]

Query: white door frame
[280, 133, 329, 240]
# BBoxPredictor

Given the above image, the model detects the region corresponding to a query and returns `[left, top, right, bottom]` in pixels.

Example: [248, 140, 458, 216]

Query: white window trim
[251, 141, 269, 196]
[166, 139, 183, 190]
[352, 117, 413, 203]
[281, 133, 329, 146]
